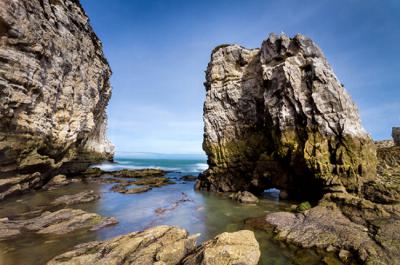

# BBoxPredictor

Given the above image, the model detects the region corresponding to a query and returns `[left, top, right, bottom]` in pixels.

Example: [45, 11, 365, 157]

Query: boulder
[230, 191, 259, 204]
[182, 230, 260, 265]
[0, 0, 114, 200]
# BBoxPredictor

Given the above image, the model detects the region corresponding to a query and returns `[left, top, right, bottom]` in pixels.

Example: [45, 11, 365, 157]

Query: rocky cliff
[200, 33, 400, 264]
[0, 0, 114, 200]
[199, 33, 377, 200]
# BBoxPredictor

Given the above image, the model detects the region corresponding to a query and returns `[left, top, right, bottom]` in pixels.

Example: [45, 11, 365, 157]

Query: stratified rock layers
[0, 0, 114, 199]
[200, 34, 376, 200]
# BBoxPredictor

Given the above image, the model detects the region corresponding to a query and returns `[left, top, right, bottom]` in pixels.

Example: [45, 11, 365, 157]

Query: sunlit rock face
[200, 33, 377, 200]
[0, 0, 114, 199]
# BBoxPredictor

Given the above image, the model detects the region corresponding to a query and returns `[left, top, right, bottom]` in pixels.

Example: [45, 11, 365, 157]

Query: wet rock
[296, 201, 311, 212]
[125, 185, 152, 194]
[47, 225, 199, 265]
[230, 191, 259, 204]
[199, 33, 376, 199]
[244, 216, 273, 231]
[0, 209, 117, 240]
[0, 0, 114, 200]
[51, 190, 100, 206]
[110, 168, 166, 178]
[43, 175, 80, 190]
[110, 176, 174, 194]
[0, 217, 21, 241]
[182, 230, 260, 265]
[180, 175, 198, 181]
[265, 201, 400, 264]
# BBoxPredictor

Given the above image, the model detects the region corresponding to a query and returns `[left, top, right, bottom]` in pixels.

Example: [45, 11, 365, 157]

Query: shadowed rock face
[199, 33, 377, 200]
[393, 127, 400, 146]
[0, 0, 113, 199]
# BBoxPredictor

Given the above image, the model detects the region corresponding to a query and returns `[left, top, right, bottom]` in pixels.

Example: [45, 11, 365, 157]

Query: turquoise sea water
[0, 156, 341, 265]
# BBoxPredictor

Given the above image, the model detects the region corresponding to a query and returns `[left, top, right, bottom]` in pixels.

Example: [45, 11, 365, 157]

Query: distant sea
[92, 152, 208, 173]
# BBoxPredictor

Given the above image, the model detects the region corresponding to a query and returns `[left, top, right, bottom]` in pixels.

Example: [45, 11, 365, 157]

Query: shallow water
[0, 157, 341, 265]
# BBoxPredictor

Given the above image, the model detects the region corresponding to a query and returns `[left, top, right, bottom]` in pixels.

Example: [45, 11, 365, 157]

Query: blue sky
[80, 0, 400, 154]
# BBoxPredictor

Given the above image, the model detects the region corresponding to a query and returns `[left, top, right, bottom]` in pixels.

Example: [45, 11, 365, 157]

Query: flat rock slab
[180, 175, 198, 181]
[82, 168, 166, 179]
[0, 208, 117, 241]
[51, 190, 100, 206]
[110, 177, 175, 194]
[265, 203, 399, 264]
[48, 225, 260, 265]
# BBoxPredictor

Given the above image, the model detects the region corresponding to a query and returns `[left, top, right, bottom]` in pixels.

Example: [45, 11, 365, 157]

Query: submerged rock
[110, 168, 166, 178]
[51, 190, 100, 206]
[0, 208, 117, 241]
[180, 175, 198, 181]
[182, 230, 260, 265]
[110, 176, 175, 194]
[47, 225, 260, 265]
[0, 0, 114, 200]
[199, 33, 376, 199]
[230, 191, 259, 204]
[43, 175, 80, 190]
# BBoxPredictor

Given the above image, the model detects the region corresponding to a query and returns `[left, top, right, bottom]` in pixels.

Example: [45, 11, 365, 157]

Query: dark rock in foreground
[47, 225, 260, 265]
[0, 208, 117, 241]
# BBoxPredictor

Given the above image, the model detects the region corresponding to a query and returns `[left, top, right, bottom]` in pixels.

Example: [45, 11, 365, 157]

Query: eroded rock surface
[0, 0, 114, 200]
[201, 33, 400, 264]
[0, 208, 117, 241]
[199, 33, 376, 200]
[47, 225, 260, 265]
[182, 230, 260, 265]
[51, 190, 100, 206]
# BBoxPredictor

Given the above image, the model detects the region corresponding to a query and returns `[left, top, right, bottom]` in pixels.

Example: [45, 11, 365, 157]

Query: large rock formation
[0, 0, 114, 199]
[200, 33, 400, 264]
[199, 33, 377, 200]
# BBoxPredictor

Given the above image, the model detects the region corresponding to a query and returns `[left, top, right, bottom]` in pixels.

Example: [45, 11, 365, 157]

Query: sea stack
[0, 0, 113, 200]
[199, 33, 376, 200]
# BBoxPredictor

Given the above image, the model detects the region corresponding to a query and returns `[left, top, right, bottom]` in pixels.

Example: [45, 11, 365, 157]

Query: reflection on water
[0, 158, 341, 265]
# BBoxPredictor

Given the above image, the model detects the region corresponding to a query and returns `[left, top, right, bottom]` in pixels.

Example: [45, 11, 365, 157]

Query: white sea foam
[190, 163, 208, 172]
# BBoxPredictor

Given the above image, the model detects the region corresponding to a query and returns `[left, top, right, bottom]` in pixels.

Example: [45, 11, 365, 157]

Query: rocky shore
[200, 33, 400, 264]
[48, 225, 260, 265]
